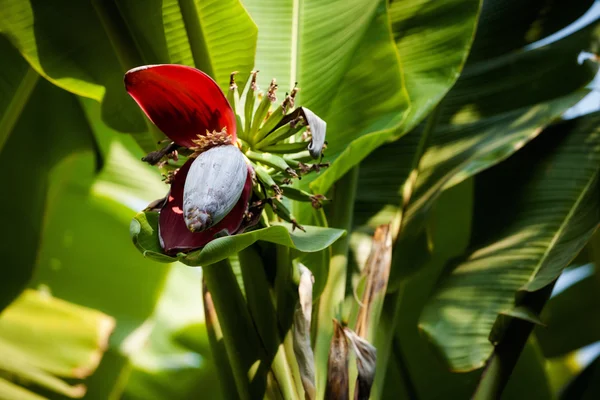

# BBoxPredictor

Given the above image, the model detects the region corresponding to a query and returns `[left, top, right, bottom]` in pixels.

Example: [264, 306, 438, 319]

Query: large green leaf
[0, 38, 170, 397]
[244, 0, 483, 194]
[131, 211, 345, 266]
[243, 0, 411, 195]
[357, 2, 599, 231]
[0, 77, 97, 312]
[308, 0, 484, 195]
[413, 0, 598, 202]
[389, 0, 481, 131]
[0, 0, 257, 149]
[0, 289, 114, 399]
[420, 113, 600, 371]
[535, 269, 600, 357]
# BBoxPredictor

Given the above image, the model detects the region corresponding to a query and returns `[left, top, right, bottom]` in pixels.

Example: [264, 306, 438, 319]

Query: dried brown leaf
[325, 320, 349, 400]
[344, 328, 376, 400]
[355, 224, 393, 338]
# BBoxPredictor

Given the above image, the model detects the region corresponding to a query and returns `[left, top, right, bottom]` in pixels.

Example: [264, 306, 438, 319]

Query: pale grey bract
[183, 145, 248, 232]
[302, 107, 327, 159]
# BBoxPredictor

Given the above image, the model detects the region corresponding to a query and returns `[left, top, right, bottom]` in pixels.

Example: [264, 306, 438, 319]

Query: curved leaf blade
[309, 0, 484, 194]
[0, 289, 114, 398]
[419, 113, 600, 371]
[131, 211, 345, 266]
[389, 0, 481, 131]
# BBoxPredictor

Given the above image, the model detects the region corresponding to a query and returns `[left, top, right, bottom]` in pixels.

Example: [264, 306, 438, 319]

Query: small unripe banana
[183, 145, 248, 232]
[245, 149, 298, 177]
[261, 142, 309, 154]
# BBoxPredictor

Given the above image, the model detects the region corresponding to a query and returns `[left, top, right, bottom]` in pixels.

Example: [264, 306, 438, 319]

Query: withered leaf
[293, 263, 316, 400]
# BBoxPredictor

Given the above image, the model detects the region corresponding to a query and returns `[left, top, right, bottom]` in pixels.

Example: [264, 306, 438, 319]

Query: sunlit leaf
[420, 113, 600, 371]
[389, 0, 481, 131]
[0, 289, 114, 399]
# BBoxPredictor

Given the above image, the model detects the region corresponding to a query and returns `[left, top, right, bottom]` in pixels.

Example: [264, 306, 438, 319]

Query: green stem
[238, 246, 301, 400]
[0, 67, 38, 155]
[203, 259, 269, 400]
[273, 246, 305, 399]
[275, 246, 296, 333]
[283, 330, 305, 397]
[472, 282, 556, 399]
[202, 280, 240, 400]
[314, 167, 359, 399]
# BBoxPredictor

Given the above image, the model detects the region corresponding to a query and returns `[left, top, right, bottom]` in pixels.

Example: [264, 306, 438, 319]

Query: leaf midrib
[525, 166, 600, 289]
[0, 67, 38, 155]
[290, 0, 301, 88]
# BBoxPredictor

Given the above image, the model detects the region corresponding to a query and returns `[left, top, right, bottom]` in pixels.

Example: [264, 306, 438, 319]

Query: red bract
[125, 64, 237, 147]
[158, 159, 253, 254]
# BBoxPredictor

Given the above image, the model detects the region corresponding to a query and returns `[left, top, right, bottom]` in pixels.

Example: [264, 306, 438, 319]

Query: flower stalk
[202, 258, 269, 399]
[238, 246, 302, 400]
